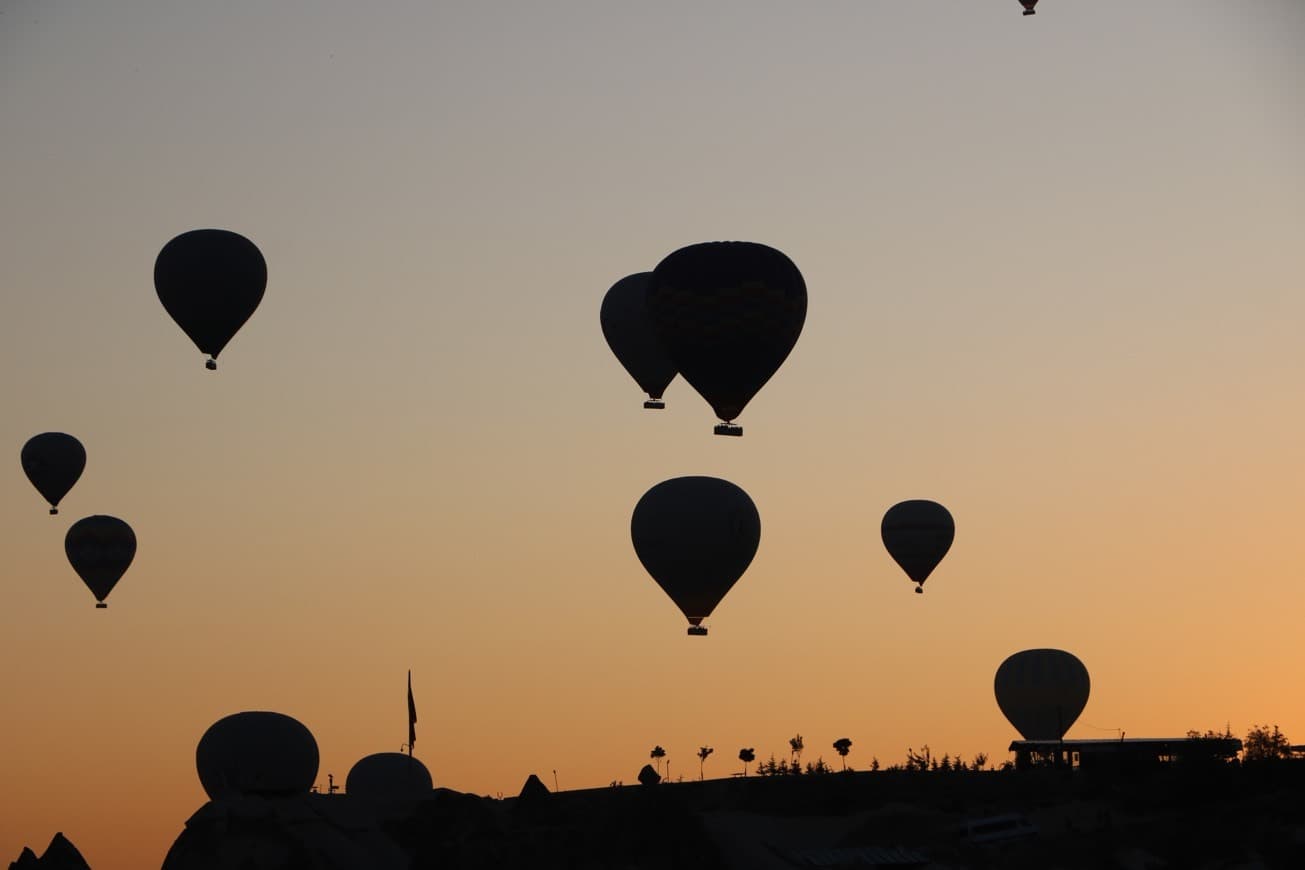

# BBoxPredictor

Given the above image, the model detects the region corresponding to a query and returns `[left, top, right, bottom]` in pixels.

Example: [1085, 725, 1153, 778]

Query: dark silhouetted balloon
[154, 229, 267, 370]
[994, 649, 1090, 740]
[1020, 0, 1038, 14]
[196, 711, 319, 800]
[347, 753, 433, 799]
[631, 476, 761, 635]
[600, 272, 677, 409]
[881, 500, 954, 594]
[646, 242, 806, 435]
[64, 515, 135, 608]
[21, 432, 86, 515]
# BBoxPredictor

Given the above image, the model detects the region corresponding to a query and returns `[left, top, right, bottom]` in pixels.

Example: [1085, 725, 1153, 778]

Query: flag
[407, 670, 417, 752]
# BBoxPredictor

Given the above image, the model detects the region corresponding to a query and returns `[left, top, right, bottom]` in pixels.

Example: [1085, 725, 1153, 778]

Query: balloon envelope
[196, 711, 319, 800]
[64, 515, 135, 607]
[881, 500, 954, 590]
[994, 649, 1090, 740]
[600, 272, 677, 406]
[21, 432, 86, 514]
[631, 476, 760, 630]
[646, 242, 806, 425]
[154, 229, 266, 365]
[347, 753, 433, 799]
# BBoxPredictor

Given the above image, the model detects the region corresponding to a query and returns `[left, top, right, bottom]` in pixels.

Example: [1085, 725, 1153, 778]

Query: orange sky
[2, 2, 1303, 867]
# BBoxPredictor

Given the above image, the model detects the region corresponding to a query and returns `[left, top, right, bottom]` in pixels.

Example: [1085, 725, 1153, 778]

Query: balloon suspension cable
[713, 422, 743, 437]
[95, 602, 107, 609]
[49, 507, 58, 515]
[206, 357, 217, 371]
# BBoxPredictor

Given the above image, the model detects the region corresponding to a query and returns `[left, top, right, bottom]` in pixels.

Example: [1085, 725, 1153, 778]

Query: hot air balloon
[169, 712, 409, 870]
[646, 242, 806, 435]
[21, 432, 86, 515]
[347, 753, 433, 800]
[196, 711, 319, 800]
[64, 515, 135, 608]
[154, 229, 267, 370]
[881, 500, 954, 594]
[600, 272, 677, 409]
[631, 476, 761, 635]
[994, 649, 1090, 740]
[1020, 0, 1038, 15]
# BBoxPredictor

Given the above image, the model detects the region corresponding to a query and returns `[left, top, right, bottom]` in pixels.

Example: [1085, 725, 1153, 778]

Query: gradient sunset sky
[2, 1, 1303, 867]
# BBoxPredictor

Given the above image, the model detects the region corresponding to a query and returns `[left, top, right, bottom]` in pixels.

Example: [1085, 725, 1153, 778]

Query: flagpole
[407, 669, 417, 759]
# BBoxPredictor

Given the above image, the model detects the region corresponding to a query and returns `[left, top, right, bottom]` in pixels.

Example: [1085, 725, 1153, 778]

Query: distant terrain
[128, 760, 1305, 868]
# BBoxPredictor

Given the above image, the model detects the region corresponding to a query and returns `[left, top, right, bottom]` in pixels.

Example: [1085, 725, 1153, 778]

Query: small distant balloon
[1020, 0, 1038, 15]
[881, 500, 954, 594]
[21, 432, 86, 515]
[630, 476, 761, 635]
[154, 229, 267, 370]
[994, 649, 1090, 740]
[600, 272, 677, 409]
[64, 515, 135, 608]
[646, 241, 806, 436]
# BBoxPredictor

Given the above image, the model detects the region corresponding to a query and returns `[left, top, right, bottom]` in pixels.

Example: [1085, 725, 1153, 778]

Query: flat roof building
[1008, 737, 1242, 770]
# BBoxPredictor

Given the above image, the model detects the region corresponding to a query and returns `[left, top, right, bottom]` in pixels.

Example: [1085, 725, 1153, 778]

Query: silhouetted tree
[697, 746, 714, 780]
[870, 756, 880, 772]
[650, 745, 666, 776]
[832, 738, 852, 771]
[738, 747, 755, 776]
[940, 753, 952, 772]
[972, 752, 988, 771]
[905, 745, 932, 772]
[789, 734, 804, 766]
[1181, 727, 1240, 766]
[756, 754, 782, 776]
[1244, 724, 1291, 762]
[804, 757, 832, 775]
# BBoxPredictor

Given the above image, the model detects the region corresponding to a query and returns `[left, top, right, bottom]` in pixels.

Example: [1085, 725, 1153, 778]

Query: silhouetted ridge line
[7, 833, 90, 870]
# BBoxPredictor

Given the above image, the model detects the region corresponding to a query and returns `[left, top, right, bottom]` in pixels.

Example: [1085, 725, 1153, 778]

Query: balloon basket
[643, 399, 665, 410]
[49, 508, 58, 515]
[687, 626, 708, 636]
[713, 423, 743, 437]
[915, 586, 923, 594]
[205, 358, 217, 371]
[1023, 9, 1035, 14]
[95, 602, 107, 609]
